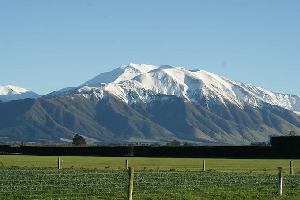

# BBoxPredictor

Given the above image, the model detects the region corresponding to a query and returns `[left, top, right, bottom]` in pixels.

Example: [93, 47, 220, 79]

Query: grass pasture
[0, 155, 300, 173]
[1, 156, 300, 199]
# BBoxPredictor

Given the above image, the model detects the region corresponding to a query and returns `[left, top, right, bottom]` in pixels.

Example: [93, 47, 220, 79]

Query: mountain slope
[0, 95, 176, 144]
[0, 85, 40, 102]
[0, 93, 299, 144]
[0, 97, 114, 143]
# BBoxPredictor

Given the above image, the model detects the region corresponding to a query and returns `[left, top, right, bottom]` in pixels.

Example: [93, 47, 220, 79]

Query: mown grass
[0, 155, 300, 174]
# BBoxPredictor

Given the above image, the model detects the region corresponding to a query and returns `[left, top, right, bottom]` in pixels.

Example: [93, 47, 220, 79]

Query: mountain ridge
[49, 63, 300, 115]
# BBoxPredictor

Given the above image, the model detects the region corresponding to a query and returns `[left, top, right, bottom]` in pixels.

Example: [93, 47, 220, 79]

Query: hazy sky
[1, 0, 300, 95]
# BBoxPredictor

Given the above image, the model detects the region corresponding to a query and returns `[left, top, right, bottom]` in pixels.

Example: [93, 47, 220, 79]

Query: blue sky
[1, 0, 300, 95]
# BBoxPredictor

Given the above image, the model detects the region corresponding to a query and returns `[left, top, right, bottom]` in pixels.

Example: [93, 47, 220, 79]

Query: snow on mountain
[83, 63, 159, 86]
[294, 111, 300, 116]
[51, 63, 300, 113]
[46, 87, 78, 98]
[0, 85, 40, 102]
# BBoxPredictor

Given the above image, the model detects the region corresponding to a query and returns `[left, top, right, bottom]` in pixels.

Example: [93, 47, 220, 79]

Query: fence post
[126, 159, 129, 170]
[127, 167, 134, 200]
[58, 157, 61, 169]
[278, 167, 283, 195]
[290, 161, 293, 175]
[202, 160, 205, 172]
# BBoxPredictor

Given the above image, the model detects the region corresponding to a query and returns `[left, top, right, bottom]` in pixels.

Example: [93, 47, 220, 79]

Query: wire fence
[1, 166, 300, 199]
[0, 167, 127, 199]
[133, 171, 300, 199]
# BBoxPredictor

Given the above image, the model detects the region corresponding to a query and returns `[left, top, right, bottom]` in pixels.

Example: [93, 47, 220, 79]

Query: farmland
[1, 155, 300, 173]
[1, 156, 300, 199]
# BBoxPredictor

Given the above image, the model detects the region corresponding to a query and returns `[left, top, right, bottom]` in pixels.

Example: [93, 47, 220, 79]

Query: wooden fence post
[278, 167, 283, 195]
[58, 157, 61, 169]
[126, 159, 129, 170]
[202, 160, 205, 172]
[127, 167, 134, 200]
[290, 161, 293, 175]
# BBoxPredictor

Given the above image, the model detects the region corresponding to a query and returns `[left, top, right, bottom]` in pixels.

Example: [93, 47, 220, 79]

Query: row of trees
[72, 136, 189, 147]
[71, 136, 191, 147]
[72, 131, 298, 146]
[166, 140, 191, 147]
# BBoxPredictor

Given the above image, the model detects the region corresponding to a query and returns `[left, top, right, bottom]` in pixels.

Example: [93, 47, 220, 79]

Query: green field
[1, 156, 300, 199]
[0, 155, 299, 173]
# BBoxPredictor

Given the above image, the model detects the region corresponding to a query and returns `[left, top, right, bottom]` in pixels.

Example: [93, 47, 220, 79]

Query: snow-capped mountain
[2, 64, 300, 144]
[51, 63, 300, 114]
[0, 85, 40, 102]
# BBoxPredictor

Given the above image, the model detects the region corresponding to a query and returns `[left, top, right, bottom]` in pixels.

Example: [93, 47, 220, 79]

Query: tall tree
[166, 140, 181, 147]
[289, 131, 296, 136]
[72, 134, 86, 146]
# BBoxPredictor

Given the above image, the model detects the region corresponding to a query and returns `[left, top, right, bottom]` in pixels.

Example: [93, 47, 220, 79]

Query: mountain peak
[83, 63, 160, 87]
[52, 63, 300, 113]
[123, 63, 161, 73]
[0, 85, 40, 102]
[0, 85, 29, 95]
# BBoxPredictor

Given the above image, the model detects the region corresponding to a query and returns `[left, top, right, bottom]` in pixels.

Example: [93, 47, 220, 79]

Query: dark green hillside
[0, 94, 300, 144]
[94, 95, 174, 141]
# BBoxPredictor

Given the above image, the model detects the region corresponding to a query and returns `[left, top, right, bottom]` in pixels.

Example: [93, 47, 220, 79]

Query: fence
[133, 169, 300, 199]
[1, 159, 300, 199]
[0, 168, 127, 199]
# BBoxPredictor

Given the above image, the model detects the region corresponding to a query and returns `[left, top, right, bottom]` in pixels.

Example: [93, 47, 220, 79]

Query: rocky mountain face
[1, 63, 300, 144]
